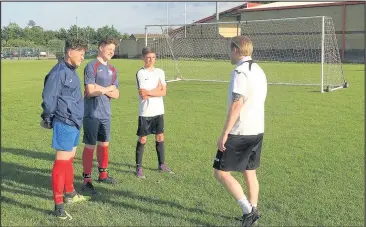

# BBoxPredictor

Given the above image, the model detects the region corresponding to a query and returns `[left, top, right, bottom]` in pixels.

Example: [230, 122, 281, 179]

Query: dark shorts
[213, 133, 264, 172]
[82, 117, 111, 145]
[52, 120, 80, 151]
[136, 115, 164, 137]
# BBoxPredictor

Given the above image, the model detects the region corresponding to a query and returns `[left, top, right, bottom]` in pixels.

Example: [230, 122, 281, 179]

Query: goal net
[144, 16, 347, 92]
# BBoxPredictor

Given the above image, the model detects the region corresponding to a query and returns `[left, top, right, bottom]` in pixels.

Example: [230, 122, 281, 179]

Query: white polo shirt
[136, 67, 167, 117]
[228, 56, 267, 135]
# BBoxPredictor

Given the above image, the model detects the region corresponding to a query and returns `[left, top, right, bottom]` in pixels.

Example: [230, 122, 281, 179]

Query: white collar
[237, 56, 252, 66]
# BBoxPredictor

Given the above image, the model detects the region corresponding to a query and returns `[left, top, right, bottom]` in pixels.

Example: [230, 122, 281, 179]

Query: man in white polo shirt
[134, 46, 174, 179]
[213, 36, 267, 227]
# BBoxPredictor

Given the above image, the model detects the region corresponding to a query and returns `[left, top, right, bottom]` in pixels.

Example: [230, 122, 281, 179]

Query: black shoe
[97, 176, 117, 184]
[54, 204, 72, 220]
[81, 182, 97, 195]
[242, 207, 260, 227]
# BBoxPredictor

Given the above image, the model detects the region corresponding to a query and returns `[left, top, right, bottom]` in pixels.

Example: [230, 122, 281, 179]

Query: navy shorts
[136, 115, 164, 137]
[82, 117, 111, 145]
[52, 120, 80, 151]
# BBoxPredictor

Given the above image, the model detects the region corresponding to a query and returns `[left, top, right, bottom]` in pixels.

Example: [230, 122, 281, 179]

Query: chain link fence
[2, 47, 104, 60]
[1, 47, 66, 60]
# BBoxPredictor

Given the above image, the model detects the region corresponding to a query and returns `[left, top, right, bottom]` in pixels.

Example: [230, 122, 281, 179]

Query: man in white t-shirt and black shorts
[213, 36, 267, 227]
[134, 46, 174, 179]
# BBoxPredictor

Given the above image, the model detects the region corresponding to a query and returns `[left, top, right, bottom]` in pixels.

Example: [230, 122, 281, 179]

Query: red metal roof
[193, 2, 262, 23]
[235, 1, 364, 13]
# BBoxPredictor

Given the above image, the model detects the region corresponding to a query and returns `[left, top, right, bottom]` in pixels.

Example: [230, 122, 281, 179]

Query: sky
[1, 2, 247, 34]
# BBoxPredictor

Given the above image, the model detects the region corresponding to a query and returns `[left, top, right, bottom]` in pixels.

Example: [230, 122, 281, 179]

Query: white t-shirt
[136, 67, 167, 117]
[228, 56, 267, 135]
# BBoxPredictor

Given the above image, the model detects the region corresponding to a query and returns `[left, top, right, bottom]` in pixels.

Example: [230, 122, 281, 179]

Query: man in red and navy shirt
[81, 37, 120, 194]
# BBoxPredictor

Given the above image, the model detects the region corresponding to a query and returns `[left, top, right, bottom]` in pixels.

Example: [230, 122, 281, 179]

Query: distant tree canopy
[1, 21, 130, 49]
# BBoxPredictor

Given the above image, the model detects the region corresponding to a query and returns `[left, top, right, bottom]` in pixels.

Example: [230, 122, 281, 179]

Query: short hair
[230, 36, 253, 56]
[142, 46, 155, 56]
[64, 38, 88, 54]
[98, 37, 118, 47]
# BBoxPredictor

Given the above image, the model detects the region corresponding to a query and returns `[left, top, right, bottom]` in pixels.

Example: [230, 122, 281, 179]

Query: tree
[83, 26, 98, 45]
[43, 30, 57, 46]
[48, 39, 64, 50]
[27, 20, 36, 27]
[6, 22, 23, 40]
[1, 27, 10, 42]
[29, 26, 45, 45]
[57, 28, 68, 40]
[1, 23, 125, 50]
[5, 39, 37, 48]
[96, 25, 122, 41]
[122, 33, 130, 40]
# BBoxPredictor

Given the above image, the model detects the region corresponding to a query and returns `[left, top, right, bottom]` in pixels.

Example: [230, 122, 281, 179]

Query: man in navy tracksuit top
[41, 38, 89, 220]
[81, 37, 120, 194]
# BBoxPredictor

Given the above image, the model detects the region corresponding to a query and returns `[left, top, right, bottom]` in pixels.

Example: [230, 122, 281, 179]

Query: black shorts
[213, 133, 264, 172]
[82, 117, 111, 145]
[136, 115, 164, 137]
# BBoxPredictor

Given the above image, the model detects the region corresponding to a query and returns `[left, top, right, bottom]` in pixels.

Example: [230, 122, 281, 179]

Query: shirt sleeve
[232, 69, 248, 97]
[112, 68, 119, 89]
[136, 70, 145, 89]
[159, 70, 167, 86]
[41, 70, 63, 124]
[84, 63, 96, 85]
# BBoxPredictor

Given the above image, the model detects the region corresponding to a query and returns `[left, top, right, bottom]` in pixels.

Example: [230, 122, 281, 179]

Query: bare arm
[106, 89, 119, 99]
[221, 93, 245, 135]
[85, 84, 116, 97]
[145, 81, 167, 97]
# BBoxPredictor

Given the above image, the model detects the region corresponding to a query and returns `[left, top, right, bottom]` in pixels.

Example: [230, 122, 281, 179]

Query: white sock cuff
[237, 198, 253, 214]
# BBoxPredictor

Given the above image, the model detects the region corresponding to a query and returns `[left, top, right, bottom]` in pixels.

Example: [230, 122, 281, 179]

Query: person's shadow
[1, 147, 238, 226]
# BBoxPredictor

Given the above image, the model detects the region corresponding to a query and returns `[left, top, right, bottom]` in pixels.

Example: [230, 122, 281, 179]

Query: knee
[155, 134, 164, 142]
[139, 137, 147, 144]
[214, 169, 229, 181]
[85, 144, 96, 150]
[98, 142, 109, 147]
[244, 170, 257, 181]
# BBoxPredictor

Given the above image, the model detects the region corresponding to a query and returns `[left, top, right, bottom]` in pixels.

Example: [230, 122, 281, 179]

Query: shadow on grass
[1, 147, 236, 226]
[2, 196, 53, 215]
[1, 146, 55, 161]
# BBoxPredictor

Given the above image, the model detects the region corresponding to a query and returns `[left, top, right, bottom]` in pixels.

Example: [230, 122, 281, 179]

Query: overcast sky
[2, 2, 246, 34]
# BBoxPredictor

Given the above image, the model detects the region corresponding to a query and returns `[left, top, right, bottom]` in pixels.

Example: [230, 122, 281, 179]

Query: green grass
[1, 59, 364, 226]
[157, 59, 344, 86]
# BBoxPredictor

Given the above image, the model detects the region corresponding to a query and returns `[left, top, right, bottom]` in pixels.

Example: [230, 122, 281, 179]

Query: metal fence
[1, 47, 100, 60]
[1, 47, 65, 60]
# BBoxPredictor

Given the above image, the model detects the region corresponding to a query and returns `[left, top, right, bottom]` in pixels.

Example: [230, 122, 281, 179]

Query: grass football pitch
[1, 59, 364, 226]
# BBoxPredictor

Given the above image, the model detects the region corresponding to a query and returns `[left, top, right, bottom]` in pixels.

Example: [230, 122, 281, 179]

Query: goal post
[144, 16, 347, 92]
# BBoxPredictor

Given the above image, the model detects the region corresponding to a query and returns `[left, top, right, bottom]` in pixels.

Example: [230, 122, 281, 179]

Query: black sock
[136, 141, 145, 167]
[155, 141, 165, 165]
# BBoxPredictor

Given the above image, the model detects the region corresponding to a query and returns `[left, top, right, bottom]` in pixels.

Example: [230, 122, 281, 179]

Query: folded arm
[145, 81, 167, 97]
[85, 84, 116, 97]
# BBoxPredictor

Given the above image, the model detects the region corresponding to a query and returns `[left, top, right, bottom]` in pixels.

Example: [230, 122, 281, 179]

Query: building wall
[119, 38, 160, 58]
[238, 4, 364, 62]
[344, 4, 364, 56]
[119, 39, 139, 58]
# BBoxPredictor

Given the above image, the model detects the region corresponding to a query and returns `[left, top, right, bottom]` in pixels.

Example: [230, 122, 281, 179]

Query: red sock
[64, 157, 75, 193]
[51, 160, 68, 204]
[82, 147, 94, 184]
[97, 145, 109, 179]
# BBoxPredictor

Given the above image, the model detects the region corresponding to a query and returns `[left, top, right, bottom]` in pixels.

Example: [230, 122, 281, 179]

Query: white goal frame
[144, 16, 348, 93]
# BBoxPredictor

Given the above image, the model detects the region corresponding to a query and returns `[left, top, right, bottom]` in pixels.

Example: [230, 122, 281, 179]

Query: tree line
[1, 20, 130, 50]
